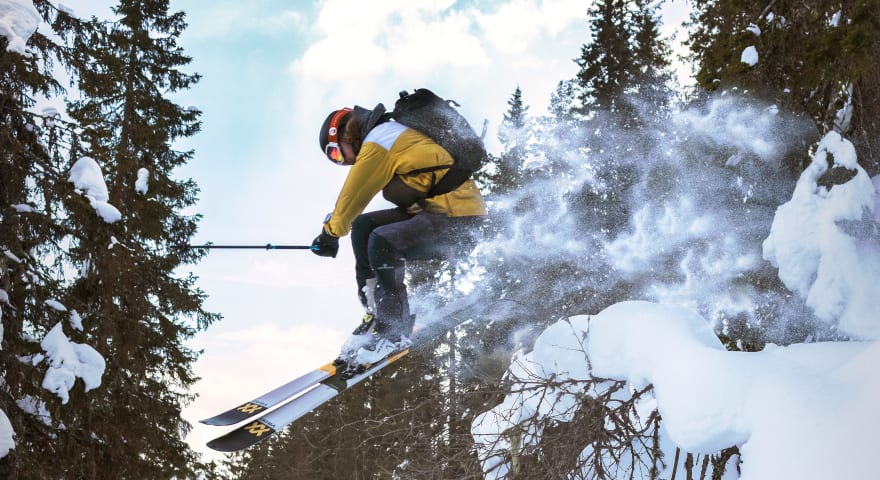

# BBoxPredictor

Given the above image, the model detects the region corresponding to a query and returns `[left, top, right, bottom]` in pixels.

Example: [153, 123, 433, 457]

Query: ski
[206, 348, 410, 452]
[199, 361, 340, 426]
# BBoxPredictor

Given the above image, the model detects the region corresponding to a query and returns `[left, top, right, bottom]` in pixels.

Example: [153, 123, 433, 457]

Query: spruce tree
[0, 1, 113, 477]
[60, 0, 217, 477]
[576, 0, 672, 126]
[687, 0, 880, 174]
[486, 85, 531, 195]
[577, 0, 633, 118]
[631, 0, 674, 105]
[570, 0, 674, 240]
[535, 79, 580, 178]
[1, 1, 218, 477]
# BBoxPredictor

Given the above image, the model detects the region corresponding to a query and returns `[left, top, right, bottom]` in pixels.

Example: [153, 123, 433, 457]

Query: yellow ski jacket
[325, 121, 487, 237]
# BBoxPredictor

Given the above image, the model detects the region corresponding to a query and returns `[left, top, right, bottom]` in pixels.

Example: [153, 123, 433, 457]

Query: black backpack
[390, 88, 488, 197]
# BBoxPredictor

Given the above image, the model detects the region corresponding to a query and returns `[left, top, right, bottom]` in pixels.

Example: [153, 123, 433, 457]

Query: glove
[310, 228, 339, 258]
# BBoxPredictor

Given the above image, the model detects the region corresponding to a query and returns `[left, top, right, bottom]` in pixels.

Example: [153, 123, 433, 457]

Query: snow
[741, 46, 759, 66]
[0, 0, 40, 55]
[68, 157, 122, 223]
[56, 3, 75, 16]
[12, 203, 34, 213]
[829, 10, 842, 27]
[672, 97, 779, 160]
[40, 323, 106, 405]
[763, 132, 880, 339]
[834, 83, 854, 132]
[0, 409, 13, 458]
[0, 289, 6, 343]
[69, 157, 110, 202]
[2, 1, 878, 474]
[2, 250, 21, 263]
[15, 395, 50, 426]
[135, 168, 150, 194]
[69, 310, 83, 331]
[44, 299, 67, 312]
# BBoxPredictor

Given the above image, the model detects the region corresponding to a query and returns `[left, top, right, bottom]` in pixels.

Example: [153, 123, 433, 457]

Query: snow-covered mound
[473, 301, 879, 479]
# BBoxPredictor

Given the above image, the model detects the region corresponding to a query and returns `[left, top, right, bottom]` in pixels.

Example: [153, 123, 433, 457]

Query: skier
[311, 102, 487, 360]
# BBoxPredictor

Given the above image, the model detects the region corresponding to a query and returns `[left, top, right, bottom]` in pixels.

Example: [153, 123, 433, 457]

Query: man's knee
[351, 213, 378, 241]
[367, 231, 402, 270]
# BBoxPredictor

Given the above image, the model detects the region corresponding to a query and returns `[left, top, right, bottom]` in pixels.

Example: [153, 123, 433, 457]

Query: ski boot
[334, 312, 380, 370]
[351, 315, 414, 366]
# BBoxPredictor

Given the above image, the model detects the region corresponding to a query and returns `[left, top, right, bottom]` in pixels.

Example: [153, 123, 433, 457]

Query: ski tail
[199, 361, 339, 426]
[207, 419, 280, 452]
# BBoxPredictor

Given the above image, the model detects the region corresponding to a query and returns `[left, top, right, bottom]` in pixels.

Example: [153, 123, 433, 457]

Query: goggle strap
[327, 107, 352, 144]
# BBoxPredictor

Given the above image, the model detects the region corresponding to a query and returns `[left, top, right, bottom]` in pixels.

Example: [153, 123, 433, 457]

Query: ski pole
[181, 243, 313, 250]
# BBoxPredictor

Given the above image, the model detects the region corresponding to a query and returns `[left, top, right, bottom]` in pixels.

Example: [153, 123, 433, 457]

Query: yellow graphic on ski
[199, 362, 337, 426]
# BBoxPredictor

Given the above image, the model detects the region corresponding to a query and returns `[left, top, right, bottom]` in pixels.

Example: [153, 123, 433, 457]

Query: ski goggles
[324, 107, 352, 165]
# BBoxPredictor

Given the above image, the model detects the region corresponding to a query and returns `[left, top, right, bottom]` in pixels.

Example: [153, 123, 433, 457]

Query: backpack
[390, 88, 488, 197]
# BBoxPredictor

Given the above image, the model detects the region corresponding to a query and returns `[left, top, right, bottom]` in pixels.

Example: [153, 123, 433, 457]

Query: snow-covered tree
[687, 0, 880, 174]
[0, 1, 218, 477]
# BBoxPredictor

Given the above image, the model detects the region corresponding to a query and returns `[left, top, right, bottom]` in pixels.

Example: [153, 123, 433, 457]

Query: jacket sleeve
[325, 142, 397, 237]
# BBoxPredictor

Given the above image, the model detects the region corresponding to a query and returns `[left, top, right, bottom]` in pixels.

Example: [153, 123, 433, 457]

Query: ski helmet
[319, 107, 352, 165]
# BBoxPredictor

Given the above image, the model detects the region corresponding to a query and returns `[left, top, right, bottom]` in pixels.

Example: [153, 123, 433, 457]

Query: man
[311, 101, 487, 362]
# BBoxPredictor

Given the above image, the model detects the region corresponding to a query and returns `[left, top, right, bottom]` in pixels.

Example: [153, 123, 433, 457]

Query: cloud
[475, 0, 584, 55]
[288, 0, 585, 152]
[181, 2, 307, 40]
[295, 0, 586, 80]
[292, 0, 488, 81]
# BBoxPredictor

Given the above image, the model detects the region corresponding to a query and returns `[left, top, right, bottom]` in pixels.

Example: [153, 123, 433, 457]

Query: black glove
[310, 228, 339, 258]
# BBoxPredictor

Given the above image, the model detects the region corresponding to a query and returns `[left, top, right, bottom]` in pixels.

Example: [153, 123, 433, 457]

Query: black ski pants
[350, 208, 484, 338]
